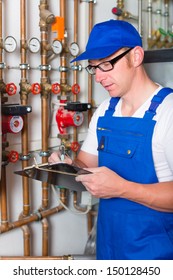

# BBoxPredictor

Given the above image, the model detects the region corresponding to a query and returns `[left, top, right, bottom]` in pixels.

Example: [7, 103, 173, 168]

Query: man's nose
[95, 68, 105, 83]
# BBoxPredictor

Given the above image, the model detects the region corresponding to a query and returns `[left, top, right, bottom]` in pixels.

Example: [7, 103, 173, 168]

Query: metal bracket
[80, 0, 97, 3]
[39, 150, 51, 157]
[59, 66, 69, 72]
[71, 64, 82, 71]
[39, 64, 51, 71]
[19, 153, 32, 161]
[0, 62, 6, 69]
[19, 63, 30, 70]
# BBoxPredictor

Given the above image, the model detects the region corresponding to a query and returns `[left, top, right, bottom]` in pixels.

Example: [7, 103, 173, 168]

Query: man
[49, 20, 173, 260]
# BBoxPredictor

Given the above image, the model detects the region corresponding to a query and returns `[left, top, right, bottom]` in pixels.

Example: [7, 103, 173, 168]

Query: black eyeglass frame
[85, 47, 133, 75]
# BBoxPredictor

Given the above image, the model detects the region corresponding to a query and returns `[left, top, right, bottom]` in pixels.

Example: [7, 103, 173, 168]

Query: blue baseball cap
[71, 19, 142, 62]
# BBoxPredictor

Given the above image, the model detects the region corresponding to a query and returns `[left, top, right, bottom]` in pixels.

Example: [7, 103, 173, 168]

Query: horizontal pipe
[0, 254, 96, 260]
[0, 205, 64, 234]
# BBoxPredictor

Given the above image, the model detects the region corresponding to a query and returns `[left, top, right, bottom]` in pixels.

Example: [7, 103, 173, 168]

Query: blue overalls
[96, 87, 173, 260]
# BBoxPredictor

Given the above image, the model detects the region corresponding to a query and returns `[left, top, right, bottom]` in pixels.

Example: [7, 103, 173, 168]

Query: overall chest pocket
[97, 130, 144, 159]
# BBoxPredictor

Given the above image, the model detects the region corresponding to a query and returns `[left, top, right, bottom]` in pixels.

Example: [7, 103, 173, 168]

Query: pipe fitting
[0, 80, 6, 93]
[40, 9, 55, 24]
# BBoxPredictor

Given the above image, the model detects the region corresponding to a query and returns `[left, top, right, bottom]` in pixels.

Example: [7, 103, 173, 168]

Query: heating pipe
[138, 0, 142, 37]
[19, 0, 31, 256]
[0, 0, 9, 233]
[39, 0, 55, 211]
[87, 1, 94, 124]
[0, 188, 67, 234]
[72, 0, 78, 148]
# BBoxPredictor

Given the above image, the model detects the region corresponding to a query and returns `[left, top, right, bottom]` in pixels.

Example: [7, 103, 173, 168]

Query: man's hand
[75, 166, 126, 198]
[48, 151, 73, 165]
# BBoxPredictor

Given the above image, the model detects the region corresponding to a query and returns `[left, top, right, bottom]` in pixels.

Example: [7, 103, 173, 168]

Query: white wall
[0, 0, 173, 257]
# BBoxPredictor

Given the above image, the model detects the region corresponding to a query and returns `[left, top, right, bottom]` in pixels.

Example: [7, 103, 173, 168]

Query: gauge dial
[69, 42, 80, 56]
[52, 39, 63, 54]
[4, 36, 17, 53]
[28, 37, 40, 53]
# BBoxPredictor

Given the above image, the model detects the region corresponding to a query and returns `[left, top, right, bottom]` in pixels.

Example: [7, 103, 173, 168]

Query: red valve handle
[31, 83, 41, 95]
[52, 83, 61, 94]
[6, 83, 17, 96]
[71, 83, 80, 95]
[8, 150, 19, 163]
[71, 141, 80, 152]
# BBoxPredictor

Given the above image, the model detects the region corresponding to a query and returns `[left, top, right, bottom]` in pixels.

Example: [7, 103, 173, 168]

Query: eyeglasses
[85, 48, 133, 75]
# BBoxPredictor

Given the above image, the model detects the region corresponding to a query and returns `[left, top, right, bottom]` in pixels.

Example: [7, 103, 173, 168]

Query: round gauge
[69, 42, 80, 56]
[52, 39, 63, 54]
[4, 36, 17, 53]
[28, 37, 40, 53]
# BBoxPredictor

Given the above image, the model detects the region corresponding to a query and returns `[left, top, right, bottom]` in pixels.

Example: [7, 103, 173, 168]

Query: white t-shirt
[81, 87, 173, 182]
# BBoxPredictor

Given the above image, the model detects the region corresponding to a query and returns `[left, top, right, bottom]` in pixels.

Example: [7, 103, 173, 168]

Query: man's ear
[132, 46, 144, 66]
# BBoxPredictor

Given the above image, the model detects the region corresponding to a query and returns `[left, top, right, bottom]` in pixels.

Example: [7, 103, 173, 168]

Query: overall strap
[144, 87, 173, 120]
[104, 97, 120, 117]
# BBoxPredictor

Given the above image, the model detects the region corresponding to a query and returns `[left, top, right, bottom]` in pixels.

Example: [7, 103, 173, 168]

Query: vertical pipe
[138, 0, 142, 37]
[72, 0, 78, 148]
[20, 0, 30, 217]
[20, 0, 31, 256]
[87, 2, 94, 124]
[60, 0, 68, 96]
[22, 225, 31, 256]
[39, 0, 53, 256]
[0, 0, 2, 180]
[39, 0, 50, 210]
[0, 0, 3, 81]
[0, 0, 6, 231]
[164, 0, 169, 32]
[0, 166, 8, 231]
[42, 218, 49, 256]
[147, 0, 152, 39]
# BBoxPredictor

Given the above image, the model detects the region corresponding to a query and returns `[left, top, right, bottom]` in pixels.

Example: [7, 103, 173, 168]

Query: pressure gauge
[52, 39, 63, 54]
[4, 36, 17, 53]
[28, 37, 40, 53]
[69, 42, 80, 57]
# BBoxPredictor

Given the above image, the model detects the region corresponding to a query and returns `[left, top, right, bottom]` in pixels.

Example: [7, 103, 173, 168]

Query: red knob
[8, 150, 19, 163]
[31, 83, 41, 95]
[52, 83, 61, 94]
[71, 83, 80, 95]
[71, 141, 80, 152]
[6, 83, 17, 96]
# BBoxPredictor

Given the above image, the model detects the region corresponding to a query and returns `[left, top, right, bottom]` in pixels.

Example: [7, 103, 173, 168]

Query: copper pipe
[72, 0, 79, 152]
[0, 165, 9, 231]
[73, 192, 87, 212]
[39, 0, 52, 209]
[42, 218, 49, 256]
[59, 0, 68, 97]
[20, 0, 30, 217]
[22, 225, 31, 256]
[0, 0, 3, 81]
[19, 0, 31, 257]
[138, 0, 142, 37]
[0, 256, 69, 260]
[87, 210, 97, 234]
[0, 1, 9, 233]
[87, 1, 94, 124]
[0, 204, 65, 234]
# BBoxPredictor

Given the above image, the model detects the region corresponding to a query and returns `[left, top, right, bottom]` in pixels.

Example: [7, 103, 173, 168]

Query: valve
[2, 115, 24, 134]
[70, 141, 80, 152]
[8, 150, 19, 163]
[112, 7, 122, 16]
[6, 83, 17, 96]
[52, 83, 61, 94]
[31, 83, 41, 95]
[56, 108, 84, 134]
[2, 150, 19, 163]
[71, 83, 80, 95]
